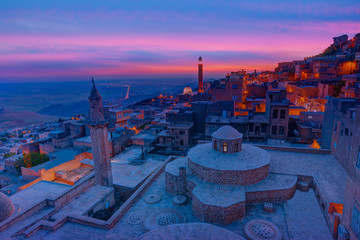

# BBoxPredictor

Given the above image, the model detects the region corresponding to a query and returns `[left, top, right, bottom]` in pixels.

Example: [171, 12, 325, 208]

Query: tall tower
[198, 56, 204, 93]
[88, 78, 113, 187]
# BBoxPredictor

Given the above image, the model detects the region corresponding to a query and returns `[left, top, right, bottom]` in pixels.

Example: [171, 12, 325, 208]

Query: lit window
[223, 142, 228, 153]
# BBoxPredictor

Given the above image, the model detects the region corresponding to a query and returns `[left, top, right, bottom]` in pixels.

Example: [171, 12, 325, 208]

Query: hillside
[0, 108, 57, 131]
[37, 101, 89, 117]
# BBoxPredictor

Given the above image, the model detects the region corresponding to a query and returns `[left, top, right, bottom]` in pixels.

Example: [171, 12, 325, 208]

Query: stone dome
[212, 125, 243, 140]
[183, 86, 193, 95]
[212, 125, 243, 153]
[138, 223, 246, 240]
[0, 192, 15, 222]
[188, 143, 270, 185]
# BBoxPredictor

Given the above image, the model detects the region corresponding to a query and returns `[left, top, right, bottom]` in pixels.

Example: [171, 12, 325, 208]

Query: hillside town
[1, 33, 360, 239]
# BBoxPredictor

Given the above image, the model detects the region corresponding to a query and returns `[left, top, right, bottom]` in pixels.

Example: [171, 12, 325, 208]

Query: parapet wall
[245, 184, 297, 204]
[192, 194, 245, 225]
[19, 151, 93, 190]
[256, 145, 331, 154]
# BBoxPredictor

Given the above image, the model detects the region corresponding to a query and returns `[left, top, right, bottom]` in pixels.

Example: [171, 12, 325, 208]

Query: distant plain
[0, 78, 196, 130]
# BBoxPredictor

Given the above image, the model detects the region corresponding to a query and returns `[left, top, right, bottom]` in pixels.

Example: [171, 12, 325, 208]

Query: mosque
[0, 80, 345, 240]
[165, 125, 297, 224]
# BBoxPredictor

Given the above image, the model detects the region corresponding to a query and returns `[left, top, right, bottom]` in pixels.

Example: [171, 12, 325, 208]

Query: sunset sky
[1, 0, 359, 82]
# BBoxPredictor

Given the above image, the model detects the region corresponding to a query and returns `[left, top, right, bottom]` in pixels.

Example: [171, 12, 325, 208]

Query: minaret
[198, 56, 204, 93]
[87, 78, 113, 187]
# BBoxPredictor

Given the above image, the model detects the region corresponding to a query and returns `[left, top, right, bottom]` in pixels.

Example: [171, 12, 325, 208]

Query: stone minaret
[198, 56, 204, 93]
[88, 78, 113, 187]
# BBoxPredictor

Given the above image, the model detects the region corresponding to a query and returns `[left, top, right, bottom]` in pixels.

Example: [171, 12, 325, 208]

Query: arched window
[223, 142, 228, 153]
[214, 140, 217, 150]
[234, 142, 239, 152]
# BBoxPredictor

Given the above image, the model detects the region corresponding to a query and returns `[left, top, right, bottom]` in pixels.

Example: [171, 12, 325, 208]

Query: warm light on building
[310, 139, 320, 149]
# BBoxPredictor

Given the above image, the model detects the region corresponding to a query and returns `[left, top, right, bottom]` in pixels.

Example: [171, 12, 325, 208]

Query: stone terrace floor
[267, 150, 347, 203]
[25, 149, 345, 240]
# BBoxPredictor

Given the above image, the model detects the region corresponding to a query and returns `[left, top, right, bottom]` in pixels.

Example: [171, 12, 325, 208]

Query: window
[280, 110, 286, 119]
[180, 140, 184, 146]
[356, 149, 360, 170]
[249, 123, 254, 132]
[351, 206, 360, 238]
[345, 128, 349, 136]
[232, 84, 238, 89]
[213, 140, 217, 150]
[223, 142, 228, 153]
[232, 95, 238, 101]
[272, 110, 278, 119]
[279, 126, 285, 135]
[271, 126, 277, 135]
[234, 142, 239, 152]
[179, 130, 185, 135]
[261, 124, 266, 133]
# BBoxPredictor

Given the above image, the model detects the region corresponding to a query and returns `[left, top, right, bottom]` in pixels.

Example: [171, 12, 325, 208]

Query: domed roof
[138, 223, 245, 240]
[212, 125, 243, 140]
[0, 192, 15, 222]
[183, 86, 193, 95]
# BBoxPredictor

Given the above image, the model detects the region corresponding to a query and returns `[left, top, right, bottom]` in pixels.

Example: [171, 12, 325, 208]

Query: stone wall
[192, 194, 245, 225]
[189, 160, 269, 186]
[341, 176, 360, 240]
[113, 186, 134, 200]
[256, 145, 331, 154]
[165, 171, 187, 196]
[47, 174, 95, 209]
[20, 151, 93, 187]
[0, 173, 96, 233]
[245, 184, 297, 204]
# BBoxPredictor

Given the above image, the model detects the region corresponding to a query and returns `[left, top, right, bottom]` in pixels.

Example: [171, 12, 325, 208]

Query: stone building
[328, 104, 360, 239]
[211, 72, 245, 112]
[156, 122, 194, 148]
[322, 97, 360, 149]
[103, 105, 132, 129]
[341, 74, 360, 98]
[333, 34, 348, 47]
[165, 125, 297, 225]
[266, 89, 289, 139]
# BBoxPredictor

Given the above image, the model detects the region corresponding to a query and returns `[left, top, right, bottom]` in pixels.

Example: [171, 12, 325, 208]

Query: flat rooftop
[31, 149, 77, 171]
[4, 147, 345, 239]
[111, 147, 164, 189]
[268, 150, 346, 203]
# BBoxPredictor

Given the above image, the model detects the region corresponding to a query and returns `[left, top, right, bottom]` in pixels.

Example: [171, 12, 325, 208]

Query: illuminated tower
[198, 56, 204, 93]
[88, 78, 113, 187]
